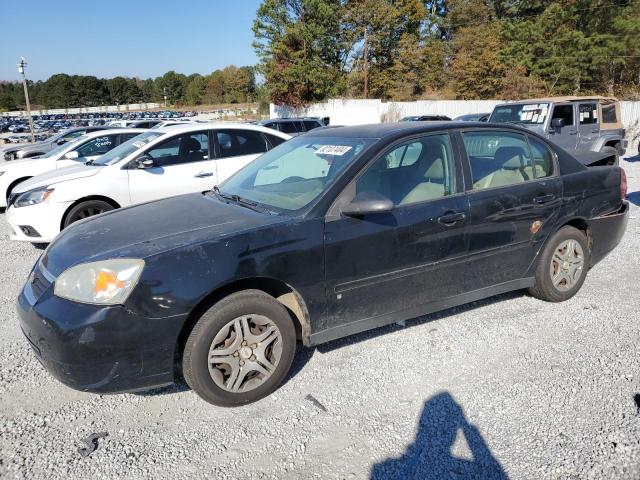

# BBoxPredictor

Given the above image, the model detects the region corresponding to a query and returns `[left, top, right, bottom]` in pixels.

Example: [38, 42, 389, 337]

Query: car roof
[82, 128, 146, 138]
[154, 122, 291, 136]
[304, 121, 513, 139]
[500, 96, 618, 104]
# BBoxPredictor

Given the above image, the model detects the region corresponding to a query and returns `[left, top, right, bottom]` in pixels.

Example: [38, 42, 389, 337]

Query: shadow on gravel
[627, 191, 640, 207]
[624, 155, 640, 163]
[371, 392, 508, 480]
[316, 290, 524, 354]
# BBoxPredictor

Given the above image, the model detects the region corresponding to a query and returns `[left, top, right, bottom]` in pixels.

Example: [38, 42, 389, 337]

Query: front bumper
[590, 201, 629, 266]
[17, 262, 188, 393]
[5, 201, 72, 243]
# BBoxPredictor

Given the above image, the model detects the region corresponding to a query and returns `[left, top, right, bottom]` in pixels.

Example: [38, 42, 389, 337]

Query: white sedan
[0, 129, 145, 209]
[5, 123, 290, 243]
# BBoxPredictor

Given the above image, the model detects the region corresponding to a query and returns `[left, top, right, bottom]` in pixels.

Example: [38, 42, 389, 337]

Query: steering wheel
[280, 176, 305, 183]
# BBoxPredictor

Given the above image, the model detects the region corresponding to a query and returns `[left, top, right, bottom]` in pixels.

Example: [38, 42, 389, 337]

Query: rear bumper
[590, 201, 629, 266]
[17, 268, 188, 393]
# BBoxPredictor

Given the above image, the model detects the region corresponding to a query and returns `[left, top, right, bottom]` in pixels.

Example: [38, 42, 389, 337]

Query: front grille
[30, 263, 53, 300]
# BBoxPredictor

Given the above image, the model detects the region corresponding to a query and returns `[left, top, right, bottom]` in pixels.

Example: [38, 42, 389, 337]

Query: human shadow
[627, 191, 640, 207]
[371, 392, 508, 480]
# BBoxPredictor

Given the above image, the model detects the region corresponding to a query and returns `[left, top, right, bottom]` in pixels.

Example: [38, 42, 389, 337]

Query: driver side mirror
[136, 155, 155, 169]
[64, 150, 79, 160]
[341, 192, 394, 217]
[551, 118, 565, 128]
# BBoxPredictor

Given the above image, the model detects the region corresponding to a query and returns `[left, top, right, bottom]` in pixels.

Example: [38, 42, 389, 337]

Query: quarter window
[462, 131, 536, 189]
[355, 134, 455, 206]
[216, 130, 268, 158]
[528, 137, 554, 178]
[579, 103, 598, 124]
[145, 132, 209, 167]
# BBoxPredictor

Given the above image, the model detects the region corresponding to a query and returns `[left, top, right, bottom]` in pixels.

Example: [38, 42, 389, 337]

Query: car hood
[0, 155, 42, 169]
[42, 193, 289, 276]
[17, 141, 53, 153]
[14, 164, 103, 193]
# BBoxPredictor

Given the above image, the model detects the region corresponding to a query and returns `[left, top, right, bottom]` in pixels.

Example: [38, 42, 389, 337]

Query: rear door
[577, 102, 600, 150]
[127, 130, 215, 204]
[213, 129, 271, 183]
[323, 132, 469, 330]
[461, 129, 562, 291]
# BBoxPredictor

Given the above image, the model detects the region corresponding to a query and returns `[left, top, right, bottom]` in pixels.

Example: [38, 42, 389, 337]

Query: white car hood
[14, 164, 104, 193]
[0, 156, 42, 168]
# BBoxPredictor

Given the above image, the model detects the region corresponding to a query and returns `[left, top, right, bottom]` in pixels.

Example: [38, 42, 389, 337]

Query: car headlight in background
[54, 259, 145, 305]
[16, 151, 27, 159]
[13, 187, 54, 208]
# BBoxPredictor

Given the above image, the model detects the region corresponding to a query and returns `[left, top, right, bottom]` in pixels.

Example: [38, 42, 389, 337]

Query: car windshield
[489, 103, 550, 125]
[92, 131, 162, 166]
[219, 135, 373, 212]
[40, 135, 88, 158]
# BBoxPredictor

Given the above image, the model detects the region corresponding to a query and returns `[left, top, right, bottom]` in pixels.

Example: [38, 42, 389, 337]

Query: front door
[548, 103, 578, 150]
[577, 102, 600, 150]
[128, 130, 216, 204]
[323, 133, 469, 333]
[461, 130, 562, 291]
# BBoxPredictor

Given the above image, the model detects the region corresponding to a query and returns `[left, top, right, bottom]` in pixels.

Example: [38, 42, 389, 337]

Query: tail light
[620, 167, 627, 201]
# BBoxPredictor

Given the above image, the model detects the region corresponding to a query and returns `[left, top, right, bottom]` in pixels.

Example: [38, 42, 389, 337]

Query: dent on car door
[214, 130, 270, 183]
[461, 130, 562, 291]
[322, 133, 469, 335]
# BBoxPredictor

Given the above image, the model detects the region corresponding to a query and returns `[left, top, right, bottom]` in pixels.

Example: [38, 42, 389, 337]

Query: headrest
[494, 146, 527, 169]
[184, 137, 201, 152]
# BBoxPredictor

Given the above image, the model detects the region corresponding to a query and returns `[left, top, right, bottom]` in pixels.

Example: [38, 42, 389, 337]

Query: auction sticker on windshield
[315, 145, 352, 155]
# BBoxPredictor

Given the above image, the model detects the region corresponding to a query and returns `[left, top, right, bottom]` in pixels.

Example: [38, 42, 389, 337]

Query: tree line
[253, 0, 640, 106]
[0, 65, 256, 111]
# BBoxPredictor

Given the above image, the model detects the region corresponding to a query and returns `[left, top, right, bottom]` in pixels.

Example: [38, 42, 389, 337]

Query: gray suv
[1, 126, 111, 161]
[489, 96, 627, 165]
[255, 117, 327, 136]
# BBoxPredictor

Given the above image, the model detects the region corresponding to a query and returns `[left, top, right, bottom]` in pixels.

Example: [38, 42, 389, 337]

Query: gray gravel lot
[1, 159, 640, 479]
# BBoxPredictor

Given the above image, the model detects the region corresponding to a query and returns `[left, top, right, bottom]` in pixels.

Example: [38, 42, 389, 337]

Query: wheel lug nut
[242, 341, 248, 346]
[250, 355, 256, 361]
[251, 344, 257, 349]
[233, 351, 239, 357]
[239, 360, 245, 366]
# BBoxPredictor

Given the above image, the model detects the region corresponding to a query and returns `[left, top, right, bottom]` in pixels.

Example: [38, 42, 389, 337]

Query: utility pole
[17, 57, 35, 143]
[163, 87, 168, 108]
[363, 27, 369, 99]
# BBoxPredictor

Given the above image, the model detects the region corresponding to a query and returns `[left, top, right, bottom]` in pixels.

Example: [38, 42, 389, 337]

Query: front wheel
[63, 200, 114, 228]
[182, 290, 297, 407]
[528, 226, 590, 302]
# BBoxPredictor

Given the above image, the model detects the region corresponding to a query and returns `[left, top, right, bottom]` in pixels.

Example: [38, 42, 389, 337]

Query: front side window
[62, 130, 85, 142]
[74, 135, 117, 157]
[278, 121, 299, 134]
[216, 130, 268, 158]
[551, 105, 574, 126]
[220, 135, 373, 211]
[146, 132, 209, 167]
[579, 103, 598, 125]
[463, 131, 537, 190]
[303, 120, 321, 131]
[355, 134, 455, 206]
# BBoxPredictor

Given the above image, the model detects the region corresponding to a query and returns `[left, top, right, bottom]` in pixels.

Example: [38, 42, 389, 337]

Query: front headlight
[54, 259, 145, 305]
[13, 186, 54, 208]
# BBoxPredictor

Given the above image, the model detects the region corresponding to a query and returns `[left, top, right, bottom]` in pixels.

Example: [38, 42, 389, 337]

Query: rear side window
[463, 131, 537, 190]
[551, 105, 574, 126]
[278, 121, 299, 134]
[216, 130, 269, 158]
[528, 137, 554, 178]
[579, 103, 598, 124]
[602, 104, 617, 123]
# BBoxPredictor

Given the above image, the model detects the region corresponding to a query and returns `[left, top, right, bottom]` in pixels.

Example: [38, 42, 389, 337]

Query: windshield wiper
[211, 186, 271, 214]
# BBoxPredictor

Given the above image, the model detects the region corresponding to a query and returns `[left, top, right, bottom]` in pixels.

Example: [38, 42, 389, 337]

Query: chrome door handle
[437, 212, 466, 226]
[195, 172, 214, 178]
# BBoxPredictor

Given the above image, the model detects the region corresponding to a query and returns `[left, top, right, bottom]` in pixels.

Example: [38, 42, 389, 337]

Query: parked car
[400, 115, 452, 121]
[255, 117, 326, 136]
[1, 126, 111, 161]
[5, 124, 290, 242]
[122, 120, 164, 129]
[489, 96, 626, 165]
[1, 129, 144, 209]
[16, 122, 628, 406]
[454, 113, 490, 122]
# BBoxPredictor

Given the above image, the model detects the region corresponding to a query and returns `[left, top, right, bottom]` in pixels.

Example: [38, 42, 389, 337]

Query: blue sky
[0, 0, 263, 81]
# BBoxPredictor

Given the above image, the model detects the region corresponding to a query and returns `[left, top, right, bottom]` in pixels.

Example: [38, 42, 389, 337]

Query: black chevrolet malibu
[18, 122, 629, 406]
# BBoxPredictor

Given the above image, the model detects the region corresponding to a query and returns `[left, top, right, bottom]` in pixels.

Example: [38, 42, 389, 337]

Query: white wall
[271, 98, 640, 152]
[3, 103, 162, 117]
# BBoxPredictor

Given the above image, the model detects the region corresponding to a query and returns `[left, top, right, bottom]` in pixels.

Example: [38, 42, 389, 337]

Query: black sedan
[17, 122, 629, 406]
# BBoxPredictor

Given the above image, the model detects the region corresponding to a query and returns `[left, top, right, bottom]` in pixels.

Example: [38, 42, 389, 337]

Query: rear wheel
[183, 290, 297, 407]
[63, 200, 114, 228]
[528, 226, 590, 302]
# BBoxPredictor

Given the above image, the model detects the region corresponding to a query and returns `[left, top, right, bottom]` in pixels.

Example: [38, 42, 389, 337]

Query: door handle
[533, 194, 555, 204]
[569, 131, 577, 135]
[437, 212, 466, 226]
[591, 130, 599, 134]
[195, 172, 214, 178]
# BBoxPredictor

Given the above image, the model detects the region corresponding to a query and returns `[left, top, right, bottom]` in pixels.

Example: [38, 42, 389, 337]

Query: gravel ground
[1, 159, 640, 480]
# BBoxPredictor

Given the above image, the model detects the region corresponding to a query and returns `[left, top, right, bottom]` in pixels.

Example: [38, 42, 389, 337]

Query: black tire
[528, 226, 590, 302]
[600, 146, 619, 166]
[183, 290, 296, 407]
[63, 200, 114, 228]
